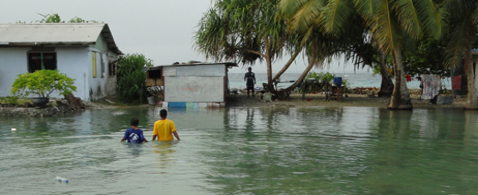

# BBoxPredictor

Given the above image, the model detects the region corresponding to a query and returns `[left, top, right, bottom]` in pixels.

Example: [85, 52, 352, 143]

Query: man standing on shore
[244, 67, 256, 98]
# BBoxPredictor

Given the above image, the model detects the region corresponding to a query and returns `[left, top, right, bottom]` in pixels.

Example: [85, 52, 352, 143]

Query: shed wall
[164, 76, 224, 102]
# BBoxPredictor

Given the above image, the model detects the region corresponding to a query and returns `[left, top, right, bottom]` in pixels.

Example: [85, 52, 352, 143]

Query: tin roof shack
[0, 23, 122, 101]
[147, 62, 237, 108]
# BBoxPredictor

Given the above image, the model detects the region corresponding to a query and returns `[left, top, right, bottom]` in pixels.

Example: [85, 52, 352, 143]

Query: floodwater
[0, 107, 477, 194]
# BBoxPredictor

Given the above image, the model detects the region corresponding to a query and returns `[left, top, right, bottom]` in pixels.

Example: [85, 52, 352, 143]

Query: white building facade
[0, 23, 122, 101]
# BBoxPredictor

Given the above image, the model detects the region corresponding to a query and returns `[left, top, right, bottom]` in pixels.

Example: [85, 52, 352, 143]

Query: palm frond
[392, 0, 422, 39]
[372, 1, 402, 55]
[321, 0, 356, 33]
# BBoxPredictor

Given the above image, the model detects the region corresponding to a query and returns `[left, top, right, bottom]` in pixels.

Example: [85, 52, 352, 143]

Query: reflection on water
[0, 107, 477, 194]
[153, 141, 177, 169]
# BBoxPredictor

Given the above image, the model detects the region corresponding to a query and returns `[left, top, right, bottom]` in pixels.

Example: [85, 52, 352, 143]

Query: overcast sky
[0, 0, 372, 74]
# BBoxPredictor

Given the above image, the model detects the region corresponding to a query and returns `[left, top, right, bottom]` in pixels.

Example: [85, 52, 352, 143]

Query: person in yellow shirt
[152, 109, 180, 141]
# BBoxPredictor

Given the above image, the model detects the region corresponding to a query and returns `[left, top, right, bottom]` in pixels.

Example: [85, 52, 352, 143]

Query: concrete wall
[0, 48, 29, 97]
[164, 76, 225, 102]
[87, 48, 118, 100]
[56, 47, 90, 100]
[0, 46, 116, 101]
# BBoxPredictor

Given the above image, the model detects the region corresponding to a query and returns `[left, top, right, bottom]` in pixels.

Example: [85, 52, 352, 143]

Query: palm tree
[194, 0, 303, 94]
[279, 0, 446, 109]
[445, 0, 478, 110]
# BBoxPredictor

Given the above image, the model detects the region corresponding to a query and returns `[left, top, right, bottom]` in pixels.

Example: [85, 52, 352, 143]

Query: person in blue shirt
[121, 118, 148, 144]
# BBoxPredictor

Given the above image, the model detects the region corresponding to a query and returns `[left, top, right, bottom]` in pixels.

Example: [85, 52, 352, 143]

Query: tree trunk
[265, 37, 274, 93]
[272, 50, 300, 82]
[284, 60, 314, 91]
[378, 53, 394, 97]
[464, 48, 478, 110]
[387, 47, 413, 110]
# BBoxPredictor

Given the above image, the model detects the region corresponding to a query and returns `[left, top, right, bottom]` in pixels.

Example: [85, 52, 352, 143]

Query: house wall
[0, 48, 30, 97]
[56, 47, 90, 100]
[0, 47, 116, 101]
[87, 48, 117, 100]
[91, 35, 109, 52]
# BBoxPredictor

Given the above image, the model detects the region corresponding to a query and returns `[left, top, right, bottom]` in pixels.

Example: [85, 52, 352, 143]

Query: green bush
[305, 72, 336, 83]
[116, 54, 153, 104]
[11, 70, 76, 98]
[0, 96, 19, 105]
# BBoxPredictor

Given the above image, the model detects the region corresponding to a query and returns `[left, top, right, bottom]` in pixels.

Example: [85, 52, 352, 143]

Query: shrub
[0, 96, 19, 105]
[116, 54, 153, 104]
[11, 70, 77, 98]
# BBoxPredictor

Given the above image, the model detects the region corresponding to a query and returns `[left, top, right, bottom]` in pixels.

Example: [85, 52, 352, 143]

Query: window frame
[27, 52, 57, 73]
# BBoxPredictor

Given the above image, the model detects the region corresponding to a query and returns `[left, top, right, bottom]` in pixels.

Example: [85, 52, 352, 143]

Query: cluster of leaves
[17, 13, 100, 24]
[195, 0, 286, 65]
[11, 70, 77, 98]
[403, 37, 450, 77]
[0, 96, 19, 105]
[116, 54, 153, 104]
[306, 72, 336, 83]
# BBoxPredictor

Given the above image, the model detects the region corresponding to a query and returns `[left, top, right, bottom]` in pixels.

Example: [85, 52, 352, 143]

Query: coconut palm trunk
[284, 59, 315, 91]
[378, 53, 394, 97]
[272, 50, 300, 81]
[464, 48, 478, 109]
[388, 48, 412, 110]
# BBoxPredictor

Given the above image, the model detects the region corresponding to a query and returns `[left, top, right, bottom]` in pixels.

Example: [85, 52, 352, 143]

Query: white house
[0, 23, 122, 101]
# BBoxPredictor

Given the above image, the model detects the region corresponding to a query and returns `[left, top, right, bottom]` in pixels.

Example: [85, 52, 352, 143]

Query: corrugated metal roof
[0, 23, 122, 54]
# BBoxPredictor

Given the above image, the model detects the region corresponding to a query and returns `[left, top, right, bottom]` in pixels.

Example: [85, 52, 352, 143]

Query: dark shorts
[247, 85, 254, 90]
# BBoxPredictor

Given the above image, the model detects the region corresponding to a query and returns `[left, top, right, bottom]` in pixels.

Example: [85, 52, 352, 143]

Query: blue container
[168, 102, 186, 108]
[333, 77, 342, 86]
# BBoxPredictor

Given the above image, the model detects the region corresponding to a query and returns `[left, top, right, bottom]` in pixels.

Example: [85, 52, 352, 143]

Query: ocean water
[228, 73, 452, 90]
[0, 107, 477, 194]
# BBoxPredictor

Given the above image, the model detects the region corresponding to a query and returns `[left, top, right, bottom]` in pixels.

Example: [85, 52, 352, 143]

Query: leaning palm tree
[445, 0, 478, 110]
[279, 0, 446, 109]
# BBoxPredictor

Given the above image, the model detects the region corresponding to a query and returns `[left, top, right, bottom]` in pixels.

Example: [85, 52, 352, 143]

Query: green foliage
[11, 70, 77, 98]
[0, 96, 19, 105]
[342, 79, 349, 92]
[403, 37, 450, 77]
[372, 65, 381, 77]
[116, 54, 153, 104]
[305, 72, 335, 83]
[37, 13, 63, 23]
[26, 13, 101, 24]
[194, 0, 294, 65]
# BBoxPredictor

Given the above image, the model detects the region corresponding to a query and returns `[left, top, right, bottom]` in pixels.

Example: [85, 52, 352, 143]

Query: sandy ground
[226, 92, 467, 109]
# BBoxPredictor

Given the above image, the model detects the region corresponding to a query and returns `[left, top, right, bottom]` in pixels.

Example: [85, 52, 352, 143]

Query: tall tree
[445, 0, 478, 110]
[279, 0, 446, 109]
[194, 0, 304, 96]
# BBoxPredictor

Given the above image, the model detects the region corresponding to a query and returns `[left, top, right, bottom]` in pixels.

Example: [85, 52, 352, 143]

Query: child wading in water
[121, 118, 148, 143]
[153, 109, 180, 141]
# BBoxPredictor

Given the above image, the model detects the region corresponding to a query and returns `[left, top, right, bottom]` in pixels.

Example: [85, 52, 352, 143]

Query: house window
[92, 52, 97, 78]
[28, 53, 57, 73]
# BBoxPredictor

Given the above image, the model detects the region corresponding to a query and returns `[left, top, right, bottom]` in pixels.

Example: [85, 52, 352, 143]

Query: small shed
[146, 62, 237, 108]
